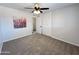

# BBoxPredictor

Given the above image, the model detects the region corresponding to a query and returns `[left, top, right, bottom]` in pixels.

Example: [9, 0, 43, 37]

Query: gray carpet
[1, 33, 79, 55]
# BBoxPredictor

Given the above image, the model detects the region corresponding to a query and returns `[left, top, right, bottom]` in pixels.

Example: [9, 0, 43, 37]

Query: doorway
[32, 17, 36, 33]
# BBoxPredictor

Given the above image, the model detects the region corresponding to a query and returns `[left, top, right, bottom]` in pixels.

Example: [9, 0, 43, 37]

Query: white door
[36, 13, 52, 36]
[36, 16, 43, 34]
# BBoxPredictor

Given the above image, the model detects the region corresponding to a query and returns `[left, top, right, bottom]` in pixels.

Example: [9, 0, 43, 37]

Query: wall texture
[0, 6, 33, 43]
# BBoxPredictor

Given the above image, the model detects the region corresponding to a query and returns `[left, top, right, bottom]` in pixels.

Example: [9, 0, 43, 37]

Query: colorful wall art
[13, 17, 26, 28]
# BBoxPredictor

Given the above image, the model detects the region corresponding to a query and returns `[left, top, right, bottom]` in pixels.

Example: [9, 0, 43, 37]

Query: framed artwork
[13, 17, 26, 28]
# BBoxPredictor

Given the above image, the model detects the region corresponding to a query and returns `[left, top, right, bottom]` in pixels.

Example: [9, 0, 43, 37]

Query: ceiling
[0, 3, 75, 13]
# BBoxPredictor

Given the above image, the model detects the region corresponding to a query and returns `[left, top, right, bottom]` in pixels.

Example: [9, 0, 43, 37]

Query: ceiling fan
[24, 3, 49, 14]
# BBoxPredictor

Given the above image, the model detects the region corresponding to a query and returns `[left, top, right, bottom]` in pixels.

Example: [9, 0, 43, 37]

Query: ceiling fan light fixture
[33, 10, 40, 14]
[24, 3, 49, 15]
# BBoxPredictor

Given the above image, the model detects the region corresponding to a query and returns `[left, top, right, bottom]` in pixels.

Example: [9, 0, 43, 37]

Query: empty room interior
[0, 3, 79, 55]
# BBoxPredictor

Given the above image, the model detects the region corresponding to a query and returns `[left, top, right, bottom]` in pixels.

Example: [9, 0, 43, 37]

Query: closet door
[42, 13, 52, 36]
[36, 15, 43, 34]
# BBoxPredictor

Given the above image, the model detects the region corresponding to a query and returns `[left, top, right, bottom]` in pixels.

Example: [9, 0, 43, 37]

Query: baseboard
[3, 33, 32, 43]
[51, 35, 79, 47]
[0, 43, 3, 54]
[41, 33, 79, 47]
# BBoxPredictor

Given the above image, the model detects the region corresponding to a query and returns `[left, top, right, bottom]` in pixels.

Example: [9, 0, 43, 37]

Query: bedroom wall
[0, 20, 2, 43]
[0, 6, 33, 43]
[0, 17, 3, 53]
[37, 4, 79, 46]
[51, 4, 79, 46]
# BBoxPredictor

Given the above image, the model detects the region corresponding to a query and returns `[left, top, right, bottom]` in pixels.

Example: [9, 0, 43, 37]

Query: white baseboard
[3, 33, 32, 43]
[51, 35, 79, 47]
[0, 43, 3, 54]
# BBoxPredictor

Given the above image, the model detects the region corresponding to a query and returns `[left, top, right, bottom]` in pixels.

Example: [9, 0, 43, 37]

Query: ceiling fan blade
[40, 8, 49, 10]
[40, 11, 43, 13]
[24, 7, 33, 9]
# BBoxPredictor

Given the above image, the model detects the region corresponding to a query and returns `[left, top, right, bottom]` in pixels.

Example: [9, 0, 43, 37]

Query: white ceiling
[0, 3, 75, 13]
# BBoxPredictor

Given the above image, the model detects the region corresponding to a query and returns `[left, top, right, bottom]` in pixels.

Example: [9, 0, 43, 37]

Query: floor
[1, 33, 79, 55]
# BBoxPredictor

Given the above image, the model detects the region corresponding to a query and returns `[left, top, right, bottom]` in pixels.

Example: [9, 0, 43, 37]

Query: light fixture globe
[33, 10, 40, 14]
